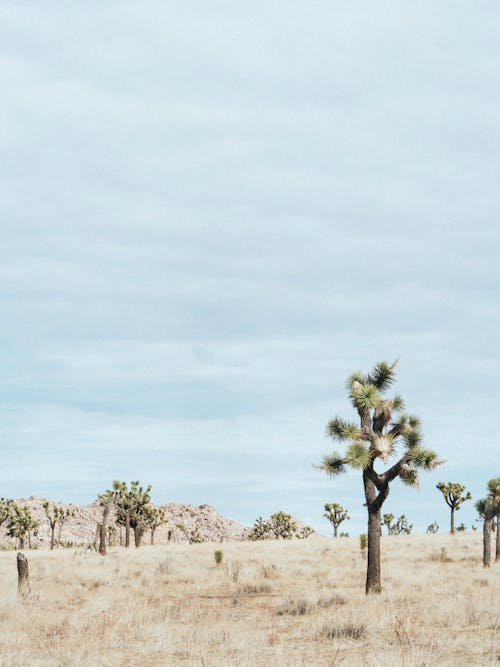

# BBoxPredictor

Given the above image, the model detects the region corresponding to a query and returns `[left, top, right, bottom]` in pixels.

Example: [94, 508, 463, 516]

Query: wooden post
[17, 552, 30, 597]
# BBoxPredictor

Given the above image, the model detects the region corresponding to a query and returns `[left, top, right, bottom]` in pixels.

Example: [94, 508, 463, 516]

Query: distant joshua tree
[249, 512, 298, 540]
[316, 360, 442, 593]
[144, 506, 166, 545]
[476, 477, 500, 567]
[383, 513, 412, 535]
[0, 498, 14, 528]
[436, 482, 472, 535]
[43, 502, 73, 549]
[426, 522, 439, 534]
[7, 504, 39, 549]
[113, 480, 152, 548]
[323, 503, 349, 538]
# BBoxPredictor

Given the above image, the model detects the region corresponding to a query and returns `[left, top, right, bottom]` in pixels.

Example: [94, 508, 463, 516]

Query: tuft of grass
[277, 598, 313, 616]
[317, 621, 367, 640]
[240, 583, 272, 595]
[430, 547, 453, 563]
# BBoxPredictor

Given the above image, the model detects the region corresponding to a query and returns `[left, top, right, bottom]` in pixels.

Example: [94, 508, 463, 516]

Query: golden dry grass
[0, 533, 498, 666]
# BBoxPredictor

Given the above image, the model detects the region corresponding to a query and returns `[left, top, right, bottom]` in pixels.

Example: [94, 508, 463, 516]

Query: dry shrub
[430, 547, 453, 563]
[260, 564, 280, 579]
[317, 621, 367, 640]
[316, 593, 346, 608]
[277, 597, 313, 616]
[240, 583, 272, 595]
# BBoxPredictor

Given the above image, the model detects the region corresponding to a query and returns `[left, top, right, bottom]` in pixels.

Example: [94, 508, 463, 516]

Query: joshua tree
[324, 503, 349, 538]
[426, 522, 439, 534]
[487, 478, 500, 561]
[98, 488, 119, 556]
[249, 512, 298, 540]
[113, 480, 152, 548]
[296, 526, 314, 539]
[144, 506, 166, 545]
[383, 513, 412, 535]
[43, 502, 72, 549]
[0, 498, 14, 527]
[436, 482, 472, 535]
[476, 478, 500, 566]
[7, 504, 39, 549]
[316, 360, 442, 593]
[113, 481, 152, 548]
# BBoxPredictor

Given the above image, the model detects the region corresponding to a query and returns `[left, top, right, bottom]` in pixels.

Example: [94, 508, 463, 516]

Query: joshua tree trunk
[99, 502, 112, 556]
[98, 524, 106, 556]
[333, 525, 338, 538]
[19, 536, 25, 549]
[483, 514, 492, 567]
[366, 506, 381, 593]
[150, 527, 155, 545]
[50, 525, 56, 550]
[450, 507, 455, 535]
[17, 552, 30, 596]
[134, 527, 143, 548]
[125, 512, 131, 548]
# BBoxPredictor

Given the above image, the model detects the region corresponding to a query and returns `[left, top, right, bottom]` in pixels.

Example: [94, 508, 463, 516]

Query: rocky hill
[0, 496, 249, 548]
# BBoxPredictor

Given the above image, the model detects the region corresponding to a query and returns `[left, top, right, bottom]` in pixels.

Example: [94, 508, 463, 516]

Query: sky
[1, 2, 499, 536]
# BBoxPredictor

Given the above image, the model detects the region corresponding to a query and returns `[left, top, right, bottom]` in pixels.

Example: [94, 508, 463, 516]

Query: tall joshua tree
[436, 482, 472, 535]
[324, 503, 349, 538]
[316, 360, 442, 594]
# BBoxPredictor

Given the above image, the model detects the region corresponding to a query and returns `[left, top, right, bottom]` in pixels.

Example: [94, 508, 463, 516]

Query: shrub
[359, 534, 367, 551]
[214, 549, 223, 565]
[317, 622, 367, 640]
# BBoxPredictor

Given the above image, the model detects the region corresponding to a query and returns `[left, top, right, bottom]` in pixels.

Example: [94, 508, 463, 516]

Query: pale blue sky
[1, 2, 499, 535]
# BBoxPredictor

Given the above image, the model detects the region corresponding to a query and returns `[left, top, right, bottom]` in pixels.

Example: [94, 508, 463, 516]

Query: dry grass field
[0, 533, 498, 666]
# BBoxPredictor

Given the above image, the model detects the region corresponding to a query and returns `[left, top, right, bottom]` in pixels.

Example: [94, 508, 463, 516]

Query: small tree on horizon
[436, 482, 472, 535]
[316, 360, 442, 593]
[323, 503, 349, 538]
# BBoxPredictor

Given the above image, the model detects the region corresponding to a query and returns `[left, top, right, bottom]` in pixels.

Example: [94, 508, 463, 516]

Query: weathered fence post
[17, 552, 30, 597]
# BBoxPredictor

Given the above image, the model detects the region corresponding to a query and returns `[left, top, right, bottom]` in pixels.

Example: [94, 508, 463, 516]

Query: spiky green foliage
[350, 383, 381, 411]
[391, 394, 405, 411]
[317, 452, 346, 477]
[487, 478, 500, 502]
[345, 371, 367, 390]
[427, 522, 439, 534]
[402, 426, 422, 448]
[367, 360, 397, 391]
[407, 447, 439, 470]
[327, 418, 362, 441]
[345, 442, 371, 469]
